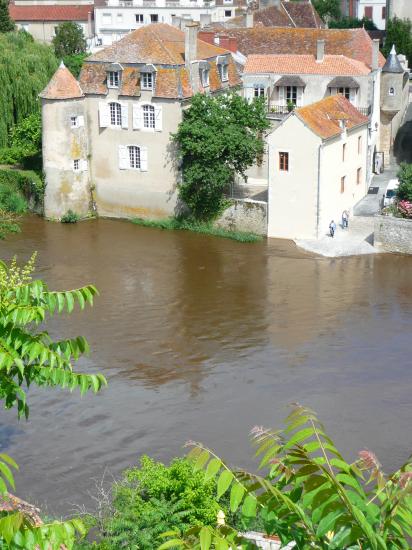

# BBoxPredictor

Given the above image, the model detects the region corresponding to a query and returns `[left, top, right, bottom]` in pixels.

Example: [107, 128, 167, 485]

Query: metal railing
[266, 104, 372, 117]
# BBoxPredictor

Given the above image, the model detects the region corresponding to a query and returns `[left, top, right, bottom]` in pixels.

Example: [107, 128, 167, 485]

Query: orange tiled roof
[244, 54, 370, 76]
[225, 1, 323, 29]
[120, 67, 140, 96]
[89, 23, 228, 65]
[40, 63, 84, 100]
[224, 27, 385, 69]
[9, 3, 92, 21]
[295, 95, 368, 139]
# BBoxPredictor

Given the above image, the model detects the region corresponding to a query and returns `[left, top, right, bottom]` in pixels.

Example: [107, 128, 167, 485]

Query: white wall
[357, 0, 386, 30]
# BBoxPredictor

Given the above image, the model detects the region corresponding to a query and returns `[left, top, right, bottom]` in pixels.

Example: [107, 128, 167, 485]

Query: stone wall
[215, 199, 267, 235]
[374, 214, 412, 254]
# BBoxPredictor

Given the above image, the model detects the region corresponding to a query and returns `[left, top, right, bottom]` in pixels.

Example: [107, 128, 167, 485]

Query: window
[117, 13, 123, 21]
[143, 104, 155, 129]
[201, 69, 209, 87]
[102, 13, 112, 24]
[342, 143, 346, 162]
[364, 6, 373, 19]
[141, 72, 153, 90]
[389, 87, 395, 96]
[71, 116, 78, 128]
[338, 87, 350, 100]
[108, 71, 120, 88]
[135, 14, 144, 22]
[150, 14, 158, 22]
[286, 86, 297, 105]
[128, 145, 141, 169]
[340, 176, 345, 194]
[110, 102, 122, 126]
[358, 136, 362, 154]
[224, 9, 232, 17]
[254, 85, 264, 97]
[382, 6, 386, 19]
[357, 168, 362, 185]
[73, 159, 80, 171]
[219, 64, 228, 82]
[279, 152, 289, 171]
[224, 0, 232, 3]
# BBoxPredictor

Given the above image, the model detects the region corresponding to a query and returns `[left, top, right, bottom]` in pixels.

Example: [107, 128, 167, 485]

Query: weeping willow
[0, 31, 58, 147]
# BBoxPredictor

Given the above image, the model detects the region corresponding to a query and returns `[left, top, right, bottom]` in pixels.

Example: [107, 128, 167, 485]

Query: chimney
[200, 13, 212, 27]
[219, 35, 238, 53]
[198, 30, 215, 45]
[245, 10, 254, 28]
[372, 38, 379, 71]
[316, 39, 325, 62]
[185, 22, 199, 68]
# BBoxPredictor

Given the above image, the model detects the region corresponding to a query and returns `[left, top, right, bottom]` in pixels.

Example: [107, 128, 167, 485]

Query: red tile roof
[295, 95, 368, 139]
[224, 27, 385, 69]
[224, 1, 323, 29]
[40, 63, 84, 100]
[244, 54, 370, 76]
[9, 3, 92, 21]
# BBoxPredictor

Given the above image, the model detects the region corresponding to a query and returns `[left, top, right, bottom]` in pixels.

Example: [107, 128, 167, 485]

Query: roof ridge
[149, 25, 178, 65]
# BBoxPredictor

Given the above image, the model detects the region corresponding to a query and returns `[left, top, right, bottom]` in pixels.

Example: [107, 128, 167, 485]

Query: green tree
[383, 17, 412, 67]
[161, 405, 412, 549]
[173, 93, 269, 221]
[0, 0, 15, 33]
[312, 0, 340, 21]
[53, 22, 86, 58]
[63, 52, 88, 78]
[396, 162, 412, 202]
[0, 113, 42, 170]
[329, 16, 377, 30]
[0, 31, 57, 147]
[0, 255, 107, 548]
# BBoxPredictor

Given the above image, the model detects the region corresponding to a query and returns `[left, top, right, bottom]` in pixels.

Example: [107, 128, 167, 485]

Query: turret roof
[382, 45, 404, 74]
[40, 62, 84, 100]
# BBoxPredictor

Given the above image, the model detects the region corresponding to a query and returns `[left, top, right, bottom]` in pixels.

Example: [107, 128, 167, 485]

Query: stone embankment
[374, 215, 412, 254]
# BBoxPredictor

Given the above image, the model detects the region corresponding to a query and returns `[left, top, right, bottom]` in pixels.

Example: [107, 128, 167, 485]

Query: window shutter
[132, 103, 142, 130]
[297, 87, 303, 107]
[78, 115, 85, 127]
[279, 86, 285, 105]
[121, 102, 128, 129]
[81, 159, 88, 172]
[349, 88, 357, 105]
[140, 146, 148, 171]
[99, 102, 110, 128]
[154, 105, 162, 132]
[118, 145, 128, 169]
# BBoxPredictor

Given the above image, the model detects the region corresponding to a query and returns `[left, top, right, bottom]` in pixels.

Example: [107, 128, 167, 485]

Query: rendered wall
[374, 215, 412, 254]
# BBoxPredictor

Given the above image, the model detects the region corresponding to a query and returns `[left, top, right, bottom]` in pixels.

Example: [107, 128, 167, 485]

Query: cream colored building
[386, 0, 412, 20]
[40, 22, 240, 220]
[268, 95, 369, 240]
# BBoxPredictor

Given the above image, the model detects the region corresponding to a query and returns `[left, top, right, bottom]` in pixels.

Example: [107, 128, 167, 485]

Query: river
[0, 215, 411, 516]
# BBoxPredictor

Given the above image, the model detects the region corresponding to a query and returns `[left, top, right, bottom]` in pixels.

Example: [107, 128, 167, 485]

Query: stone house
[9, 3, 94, 43]
[267, 95, 369, 240]
[40, 22, 240, 220]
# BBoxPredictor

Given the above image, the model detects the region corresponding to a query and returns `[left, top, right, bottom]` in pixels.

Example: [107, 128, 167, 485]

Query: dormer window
[217, 56, 229, 82]
[142, 72, 153, 90]
[201, 68, 210, 87]
[108, 71, 120, 88]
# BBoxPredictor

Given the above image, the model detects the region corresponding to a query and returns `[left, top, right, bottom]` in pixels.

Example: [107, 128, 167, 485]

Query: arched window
[143, 104, 155, 129]
[128, 145, 141, 169]
[109, 102, 122, 126]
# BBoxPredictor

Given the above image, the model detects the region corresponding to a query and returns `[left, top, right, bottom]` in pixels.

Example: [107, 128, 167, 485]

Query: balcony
[266, 103, 372, 119]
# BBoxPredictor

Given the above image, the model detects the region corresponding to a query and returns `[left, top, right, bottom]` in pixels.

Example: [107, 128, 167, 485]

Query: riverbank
[131, 217, 263, 243]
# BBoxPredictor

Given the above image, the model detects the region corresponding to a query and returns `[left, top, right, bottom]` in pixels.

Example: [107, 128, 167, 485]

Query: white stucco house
[357, 0, 386, 30]
[267, 95, 369, 240]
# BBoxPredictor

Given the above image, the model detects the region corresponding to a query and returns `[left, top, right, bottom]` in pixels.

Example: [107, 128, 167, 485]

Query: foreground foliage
[0, 32, 57, 148]
[0, 255, 107, 548]
[132, 217, 262, 243]
[173, 93, 269, 221]
[161, 405, 412, 549]
[0, 113, 42, 171]
[75, 456, 245, 549]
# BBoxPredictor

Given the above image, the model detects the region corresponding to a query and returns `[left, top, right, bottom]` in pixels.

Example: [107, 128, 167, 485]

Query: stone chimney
[185, 22, 199, 68]
[316, 39, 325, 62]
[372, 38, 379, 71]
[219, 35, 238, 53]
[198, 30, 215, 45]
[245, 10, 254, 28]
[87, 10, 93, 39]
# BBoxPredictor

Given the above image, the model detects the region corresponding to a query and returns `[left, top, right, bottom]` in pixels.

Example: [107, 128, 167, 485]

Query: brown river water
[0, 215, 412, 517]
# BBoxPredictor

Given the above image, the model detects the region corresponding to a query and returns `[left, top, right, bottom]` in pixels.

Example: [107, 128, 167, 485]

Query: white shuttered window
[118, 145, 148, 171]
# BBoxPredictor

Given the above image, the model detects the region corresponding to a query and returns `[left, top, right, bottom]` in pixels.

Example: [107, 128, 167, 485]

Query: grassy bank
[131, 217, 262, 243]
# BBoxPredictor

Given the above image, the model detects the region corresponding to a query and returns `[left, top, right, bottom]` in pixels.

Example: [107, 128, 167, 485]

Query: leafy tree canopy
[329, 15, 377, 30]
[312, 0, 340, 21]
[63, 52, 88, 78]
[0, 31, 57, 147]
[397, 162, 412, 202]
[0, 0, 15, 33]
[173, 93, 269, 221]
[53, 22, 87, 58]
[161, 405, 412, 549]
[383, 17, 412, 67]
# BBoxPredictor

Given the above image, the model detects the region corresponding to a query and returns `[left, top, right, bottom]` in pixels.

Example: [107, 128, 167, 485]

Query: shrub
[396, 162, 412, 202]
[63, 52, 88, 77]
[0, 168, 44, 205]
[61, 209, 79, 223]
[398, 200, 412, 218]
[53, 22, 86, 58]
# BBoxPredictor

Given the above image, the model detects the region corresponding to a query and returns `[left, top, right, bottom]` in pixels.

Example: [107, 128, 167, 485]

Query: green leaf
[158, 539, 185, 549]
[65, 291, 74, 313]
[200, 526, 212, 550]
[217, 470, 233, 499]
[205, 458, 221, 481]
[316, 509, 343, 537]
[194, 450, 210, 471]
[242, 495, 257, 518]
[230, 482, 245, 513]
